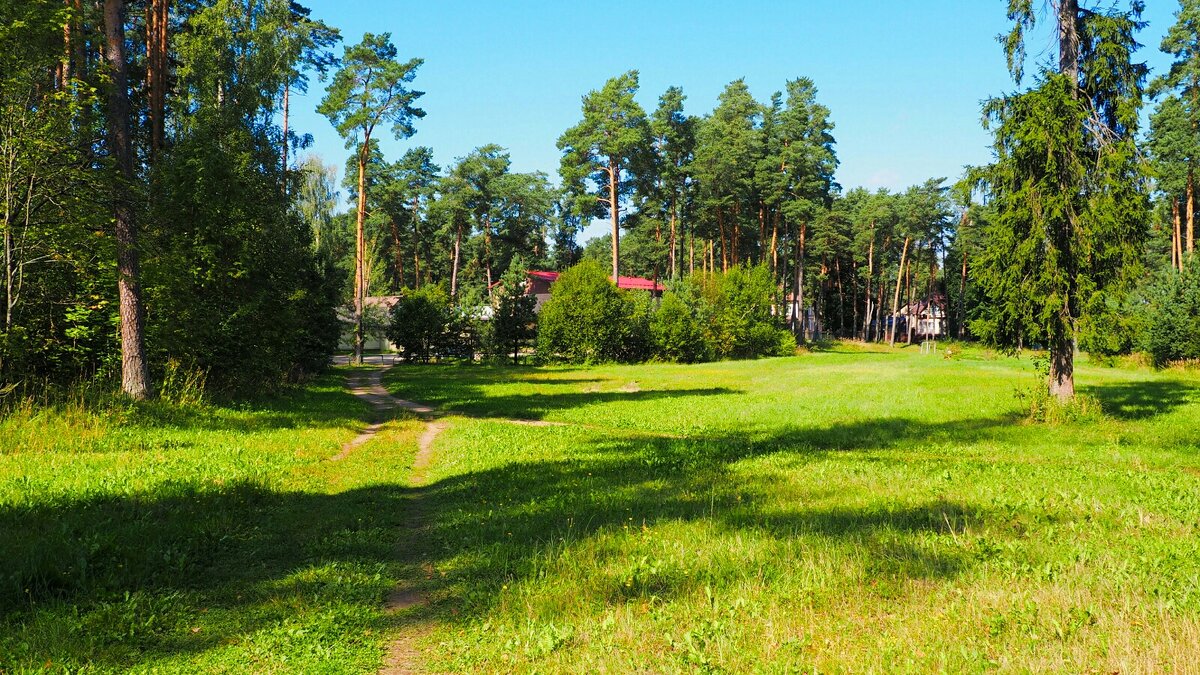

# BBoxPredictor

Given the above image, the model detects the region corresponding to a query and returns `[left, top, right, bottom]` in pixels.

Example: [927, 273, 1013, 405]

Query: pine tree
[558, 71, 649, 281]
[976, 0, 1149, 401]
[318, 33, 424, 364]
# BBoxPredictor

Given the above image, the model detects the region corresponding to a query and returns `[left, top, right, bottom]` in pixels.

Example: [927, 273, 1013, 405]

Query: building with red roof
[517, 270, 665, 310]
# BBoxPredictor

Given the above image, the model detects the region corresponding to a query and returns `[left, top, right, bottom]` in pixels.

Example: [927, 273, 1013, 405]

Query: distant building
[500, 270, 666, 311]
[337, 295, 401, 352]
[899, 294, 947, 338]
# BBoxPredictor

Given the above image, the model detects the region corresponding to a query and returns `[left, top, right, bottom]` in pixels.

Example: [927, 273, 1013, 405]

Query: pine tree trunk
[668, 196, 677, 279]
[757, 201, 766, 264]
[354, 143, 368, 365]
[689, 228, 695, 276]
[411, 195, 420, 289]
[873, 281, 884, 342]
[835, 257, 845, 336]
[281, 80, 289, 185]
[851, 259, 859, 340]
[608, 161, 619, 281]
[1175, 198, 1184, 270]
[863, 234, 874, 340]
[146, 0, 167, 156]
[793, 223, 807, 337]
[770, 211, 779, 277]
[905, 253, 915, 344]
[61, 1, 71, 86]
[104, 0, 150, 399]
[959, 247, 968, 338]
[1187, 169, 1195, 255]
[451, 219, 462, 297]
[1049, 332, 1075, 402]
[389, 219, 404, 289]
[717, 207, 728, 272]
[888, 236, 910, 347]
[732, 204, 741, 267]
[1058, 0, 1080, 85]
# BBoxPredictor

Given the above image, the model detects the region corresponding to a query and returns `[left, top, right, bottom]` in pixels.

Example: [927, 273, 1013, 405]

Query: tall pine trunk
[888, 236, 910, 347]
[451, 219, 462, 297]
[354, 143, 368, 364]
[146, 0, 167, 156]
[389, 219, 404, 289]
[411, 195, 421, 289]
[1045, 0, 1081, 401]
[792, 223, 806, 337]
[717, 207, 728, 272]
[1175, 198, 1184, 270]
[608, 161, 619, 280]
[281, 81, 289, 185]
[863, 234, 874, 340]
[104, 0, 149, 399]
[1188, 169, 1195, 256]
[959, 246, 968, 338]
[668, 196, 677, 279]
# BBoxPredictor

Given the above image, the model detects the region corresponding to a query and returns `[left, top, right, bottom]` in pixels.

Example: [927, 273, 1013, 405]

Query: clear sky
[289, 1, 1180, 242]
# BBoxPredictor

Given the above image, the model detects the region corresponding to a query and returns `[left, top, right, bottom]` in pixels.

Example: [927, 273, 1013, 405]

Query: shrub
[1145, 265, 1200, 367]
[650, 292, 708, 363]
[537, 260, 633, 364]
[680, 265, 785, 360]
[488, 266, 538, 364]
[620, 291, 655, 363]
[387, 287, 452, 362]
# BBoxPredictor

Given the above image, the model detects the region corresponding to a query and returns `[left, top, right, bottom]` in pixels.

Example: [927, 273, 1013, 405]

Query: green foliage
[973, 58, 1147, 360]
[688, 265, 791, 359]
[488, 264, 538, 364]
[1146, 264, 1200, 366]
[621, 290, 656, 363]
[537, 260, 635, 364]
[387, 287, 452, 362]
[650, 293, 708, 363]
[557, 71, 650, 226]
[317, 33, 424, 150]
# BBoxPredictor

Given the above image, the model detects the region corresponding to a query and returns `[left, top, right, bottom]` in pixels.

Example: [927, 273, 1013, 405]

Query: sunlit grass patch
[384, 348, 1200, 672]
[0, 370, 420, 673]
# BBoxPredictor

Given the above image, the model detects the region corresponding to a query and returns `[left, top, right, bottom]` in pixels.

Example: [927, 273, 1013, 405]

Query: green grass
[5, 348, 1200, 672]
[380, 346, 1200, 672]
[0, 372, 425, 673]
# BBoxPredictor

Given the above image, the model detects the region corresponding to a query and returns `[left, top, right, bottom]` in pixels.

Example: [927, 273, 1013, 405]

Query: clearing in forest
[4, 346, 1200, 672]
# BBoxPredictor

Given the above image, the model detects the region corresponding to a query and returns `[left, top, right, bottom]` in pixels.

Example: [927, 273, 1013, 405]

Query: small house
[899, 294, 947, 339]
[504, 270, 666, 311]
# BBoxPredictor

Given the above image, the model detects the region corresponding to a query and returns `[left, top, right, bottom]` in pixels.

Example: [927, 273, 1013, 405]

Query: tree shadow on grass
[1, 410, 1023, 671]
[1080, 379, 1198, 420]
[124, 374, 377, 434]
[382, 363, 741, 421]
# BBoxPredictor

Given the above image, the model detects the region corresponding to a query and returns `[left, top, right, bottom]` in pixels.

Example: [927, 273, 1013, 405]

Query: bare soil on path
[337, 367, 444, 674]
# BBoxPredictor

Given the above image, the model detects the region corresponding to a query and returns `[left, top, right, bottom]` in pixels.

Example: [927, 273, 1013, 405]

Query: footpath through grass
[383, 346, 1200, 672]
[0, 371, 424, 673]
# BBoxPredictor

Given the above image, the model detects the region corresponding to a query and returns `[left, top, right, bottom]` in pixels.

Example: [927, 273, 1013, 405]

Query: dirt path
[338, 368, 445, 674]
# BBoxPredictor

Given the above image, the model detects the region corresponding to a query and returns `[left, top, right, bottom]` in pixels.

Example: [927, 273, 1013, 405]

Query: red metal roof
[526, 270, 664, 293]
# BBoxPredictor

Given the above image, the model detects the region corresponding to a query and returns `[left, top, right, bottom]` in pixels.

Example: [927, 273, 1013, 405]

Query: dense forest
[3, 0, 1200, 400]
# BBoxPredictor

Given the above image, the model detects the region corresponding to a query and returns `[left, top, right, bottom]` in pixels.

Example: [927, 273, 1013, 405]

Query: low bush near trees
[537, 261, 792, 365]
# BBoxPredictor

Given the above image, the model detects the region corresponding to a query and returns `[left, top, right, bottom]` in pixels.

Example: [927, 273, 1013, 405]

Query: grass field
[4, 346, 1200, 672]
[0, 372, 425, 673]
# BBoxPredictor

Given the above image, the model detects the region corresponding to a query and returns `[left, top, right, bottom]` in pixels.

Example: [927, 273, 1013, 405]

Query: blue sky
[290, 1, 1180, 242]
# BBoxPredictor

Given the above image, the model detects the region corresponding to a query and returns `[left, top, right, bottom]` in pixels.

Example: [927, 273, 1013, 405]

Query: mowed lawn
[382, 347, 1200, 673]
[3, 349, 1200, 672]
